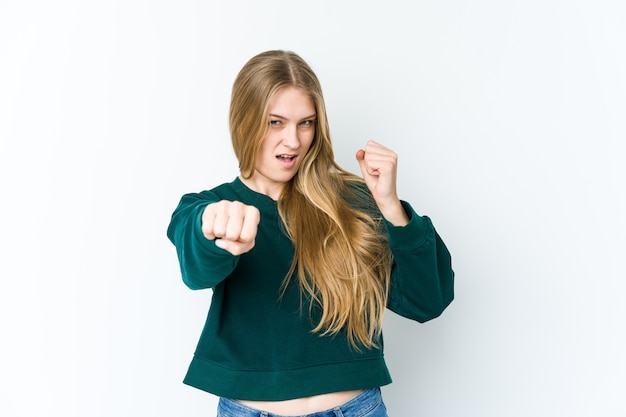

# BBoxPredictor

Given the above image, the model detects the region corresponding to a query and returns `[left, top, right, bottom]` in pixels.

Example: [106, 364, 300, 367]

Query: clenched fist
[356, 140, 409, 226]
[201, 200, 260, 256]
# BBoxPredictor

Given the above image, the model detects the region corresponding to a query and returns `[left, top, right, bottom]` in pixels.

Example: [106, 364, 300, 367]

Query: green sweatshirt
[167, 177, 454, 401]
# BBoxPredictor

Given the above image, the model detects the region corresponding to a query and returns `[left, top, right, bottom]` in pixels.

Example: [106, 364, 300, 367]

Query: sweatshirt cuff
[384, 201, 433, 250]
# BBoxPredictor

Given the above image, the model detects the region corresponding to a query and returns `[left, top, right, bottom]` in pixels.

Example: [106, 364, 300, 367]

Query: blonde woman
[167, 50, 454, 417]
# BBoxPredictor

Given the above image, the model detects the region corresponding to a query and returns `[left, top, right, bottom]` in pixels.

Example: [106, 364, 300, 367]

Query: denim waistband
[217, 388, 383, 417]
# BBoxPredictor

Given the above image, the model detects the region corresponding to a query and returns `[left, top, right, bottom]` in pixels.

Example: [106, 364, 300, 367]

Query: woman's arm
[166, 192, 242, 290]
[385, 202, 454, 322]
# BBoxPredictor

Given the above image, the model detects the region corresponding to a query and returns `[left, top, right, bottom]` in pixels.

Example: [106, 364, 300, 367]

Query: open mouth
[277, 154, 296, 161]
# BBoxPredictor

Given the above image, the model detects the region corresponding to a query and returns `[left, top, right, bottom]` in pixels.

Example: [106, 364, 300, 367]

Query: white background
[1, 1, 625, 416]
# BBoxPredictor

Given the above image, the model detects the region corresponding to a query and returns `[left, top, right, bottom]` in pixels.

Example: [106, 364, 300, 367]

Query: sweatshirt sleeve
[166, 192, 240, 290]
[385, 201, 454, 322]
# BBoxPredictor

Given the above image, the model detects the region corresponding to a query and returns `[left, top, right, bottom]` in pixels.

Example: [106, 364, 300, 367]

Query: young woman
[167, 50, 454, 417]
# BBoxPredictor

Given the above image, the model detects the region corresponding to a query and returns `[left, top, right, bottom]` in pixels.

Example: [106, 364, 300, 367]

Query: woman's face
[242, 86, 316, 200]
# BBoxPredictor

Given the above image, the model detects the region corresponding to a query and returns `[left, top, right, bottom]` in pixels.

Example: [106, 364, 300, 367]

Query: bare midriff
[237, 389, 364, 415]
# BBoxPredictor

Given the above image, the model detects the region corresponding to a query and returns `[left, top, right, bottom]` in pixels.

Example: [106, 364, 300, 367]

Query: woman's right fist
[201, 200, 260, 256]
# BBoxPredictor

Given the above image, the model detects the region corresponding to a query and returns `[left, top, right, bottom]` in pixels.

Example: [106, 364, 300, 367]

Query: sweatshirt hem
[183, 355, 392, 401]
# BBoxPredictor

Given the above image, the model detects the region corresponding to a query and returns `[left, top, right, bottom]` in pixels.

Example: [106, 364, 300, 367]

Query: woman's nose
[282, 124, 300, 149]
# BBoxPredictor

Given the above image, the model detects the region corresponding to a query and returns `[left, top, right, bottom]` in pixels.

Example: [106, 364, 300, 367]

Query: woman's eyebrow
[269, 113, 316, 120]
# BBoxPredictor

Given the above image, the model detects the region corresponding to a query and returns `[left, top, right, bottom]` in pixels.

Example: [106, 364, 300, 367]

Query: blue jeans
[216, 388, 388, 417]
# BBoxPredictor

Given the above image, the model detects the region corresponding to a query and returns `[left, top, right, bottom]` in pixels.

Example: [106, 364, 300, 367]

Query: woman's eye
[269, 120, 282, 126]
[300, 120, 315, 127]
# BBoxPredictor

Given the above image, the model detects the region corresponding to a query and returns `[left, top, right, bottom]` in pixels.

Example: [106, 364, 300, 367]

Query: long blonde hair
[229, 50, 393, 349]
